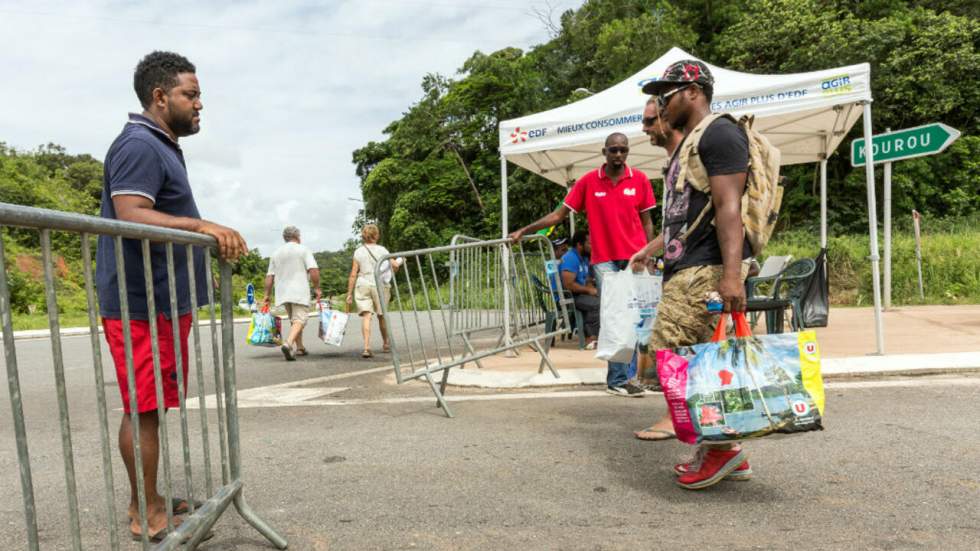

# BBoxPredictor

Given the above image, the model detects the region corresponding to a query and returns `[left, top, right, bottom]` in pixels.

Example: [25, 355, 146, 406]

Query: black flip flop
[171, 497, 204, 515]
[131, 527, 214, 543]
[128, 497, 202, 521]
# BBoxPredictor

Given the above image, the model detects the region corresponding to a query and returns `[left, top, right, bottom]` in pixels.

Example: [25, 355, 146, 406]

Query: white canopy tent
[498, 47, 886, 354]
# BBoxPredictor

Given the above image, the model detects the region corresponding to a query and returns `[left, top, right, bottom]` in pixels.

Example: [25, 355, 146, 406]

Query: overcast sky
[0, 0, 582, 254]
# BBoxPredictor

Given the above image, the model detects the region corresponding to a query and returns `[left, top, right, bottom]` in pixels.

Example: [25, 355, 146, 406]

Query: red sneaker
[676, 448, 747, 490]
[674, 454, 752, 481]
[673, 447, 705, 476]
[724, 460, 753, 481]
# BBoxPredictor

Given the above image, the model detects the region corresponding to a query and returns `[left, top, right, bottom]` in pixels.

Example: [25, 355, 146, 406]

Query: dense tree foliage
[353, 0, 979, 251]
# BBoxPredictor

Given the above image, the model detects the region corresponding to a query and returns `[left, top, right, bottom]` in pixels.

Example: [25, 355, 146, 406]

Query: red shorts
[103, 313, 192, 414]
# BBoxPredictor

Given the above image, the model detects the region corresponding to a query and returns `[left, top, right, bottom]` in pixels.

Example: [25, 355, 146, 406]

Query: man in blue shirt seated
[560, 232, 600, 348]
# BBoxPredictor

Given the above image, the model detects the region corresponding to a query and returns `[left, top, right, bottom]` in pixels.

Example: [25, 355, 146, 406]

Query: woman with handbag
[345, 224, 399, 358]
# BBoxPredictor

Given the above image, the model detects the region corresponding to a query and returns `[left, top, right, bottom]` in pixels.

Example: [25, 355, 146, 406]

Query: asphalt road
[1, 321, 978, 550]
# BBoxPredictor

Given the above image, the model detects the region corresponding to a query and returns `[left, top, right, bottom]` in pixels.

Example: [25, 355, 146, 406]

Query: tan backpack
[674, 113, 783, 257]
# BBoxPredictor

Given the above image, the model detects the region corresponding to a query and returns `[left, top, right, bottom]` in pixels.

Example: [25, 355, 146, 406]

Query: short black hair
[605, 132, 628, 146]
[134, 51, 196, 108]
[570, 231, 589, 249]
[700, 84, 714, 104]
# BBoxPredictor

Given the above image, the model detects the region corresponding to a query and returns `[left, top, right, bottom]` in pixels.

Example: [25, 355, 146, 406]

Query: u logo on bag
[803, 341, 817, 358]
[792, 400, 810, 416]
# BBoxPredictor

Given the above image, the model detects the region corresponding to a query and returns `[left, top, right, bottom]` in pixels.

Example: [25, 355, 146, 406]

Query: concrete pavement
[1, 319, 978, 550]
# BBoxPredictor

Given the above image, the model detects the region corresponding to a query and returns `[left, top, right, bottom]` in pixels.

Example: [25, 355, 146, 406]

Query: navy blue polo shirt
[95, 113, 208, 320]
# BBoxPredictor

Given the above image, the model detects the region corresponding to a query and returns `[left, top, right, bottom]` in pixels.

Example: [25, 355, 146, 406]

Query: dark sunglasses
[642, 116, 659, 126]
[656, 83, 694, 109]
[606, 146, 629, 154]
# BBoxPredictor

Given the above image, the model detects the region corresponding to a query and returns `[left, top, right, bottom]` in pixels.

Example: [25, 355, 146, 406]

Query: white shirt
[353, 244, 390, 288]
[267, 241, 317, 306]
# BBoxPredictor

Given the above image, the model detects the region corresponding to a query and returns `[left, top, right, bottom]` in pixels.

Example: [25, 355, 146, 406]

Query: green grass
[9, 306, 229, 332]
[764, 227, 980, 306]
[11, 312, 93, 331]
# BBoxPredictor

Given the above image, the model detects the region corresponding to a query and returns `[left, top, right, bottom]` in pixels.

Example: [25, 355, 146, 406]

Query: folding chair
[746, 254, 792, 328]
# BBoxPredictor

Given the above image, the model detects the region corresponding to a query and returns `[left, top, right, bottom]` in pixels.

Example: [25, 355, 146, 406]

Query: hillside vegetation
[353, 0, 979, 252]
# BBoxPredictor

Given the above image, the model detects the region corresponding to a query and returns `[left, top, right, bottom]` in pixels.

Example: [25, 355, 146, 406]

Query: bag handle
[711, 311, 752, 342]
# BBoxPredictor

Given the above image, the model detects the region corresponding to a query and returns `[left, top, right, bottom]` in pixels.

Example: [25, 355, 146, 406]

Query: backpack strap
[675, 113, 739, 243]
[675, 112, 731, 193]
[362, 245, 379, 263]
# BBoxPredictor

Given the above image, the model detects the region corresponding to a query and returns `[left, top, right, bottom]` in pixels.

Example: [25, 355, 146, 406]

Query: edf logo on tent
[821, 74, 852, 95]
[509, 127, 547, 144]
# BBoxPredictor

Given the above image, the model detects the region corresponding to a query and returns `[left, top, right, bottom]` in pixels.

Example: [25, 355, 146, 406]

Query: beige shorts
[354, 285, 390, 315]
[283, 303, 309, 325]
[647, 264, 749, 353]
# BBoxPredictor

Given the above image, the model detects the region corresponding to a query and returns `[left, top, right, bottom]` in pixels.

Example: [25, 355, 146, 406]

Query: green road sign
[851, 123, 961, 167]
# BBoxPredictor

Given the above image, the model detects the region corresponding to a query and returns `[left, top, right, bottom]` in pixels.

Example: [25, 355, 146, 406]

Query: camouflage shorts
[646, 264, 748, 356]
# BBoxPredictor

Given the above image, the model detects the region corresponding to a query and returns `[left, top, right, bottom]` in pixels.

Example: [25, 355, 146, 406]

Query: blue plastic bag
[246, 307, 279, 346]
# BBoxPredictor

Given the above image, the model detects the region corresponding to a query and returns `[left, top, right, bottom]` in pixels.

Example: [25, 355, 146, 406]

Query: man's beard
[669, 109, 689, 130]
[169, 112, 199, 137]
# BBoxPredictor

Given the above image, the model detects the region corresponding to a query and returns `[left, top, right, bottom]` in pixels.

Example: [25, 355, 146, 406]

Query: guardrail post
[0, 231, 40, 551]
[220, 259, 289, 549]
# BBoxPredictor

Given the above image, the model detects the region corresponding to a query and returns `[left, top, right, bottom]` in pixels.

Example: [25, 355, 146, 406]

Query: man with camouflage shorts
[636, 60, 754, 489]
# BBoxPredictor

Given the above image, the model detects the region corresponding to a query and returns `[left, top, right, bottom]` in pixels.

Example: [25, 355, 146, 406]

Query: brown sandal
[361, 350, 373, 358]
[633, 427, 676, 441]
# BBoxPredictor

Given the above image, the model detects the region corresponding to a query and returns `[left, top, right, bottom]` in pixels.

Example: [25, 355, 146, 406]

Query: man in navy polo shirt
[509, 132, 656, 397]
[96, 51, 247, 540]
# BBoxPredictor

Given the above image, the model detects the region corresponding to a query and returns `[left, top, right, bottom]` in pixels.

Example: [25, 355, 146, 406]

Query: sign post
[852, 123, 960, 308]
[912, 210, 925, 300]
[883, 129, 892, 309]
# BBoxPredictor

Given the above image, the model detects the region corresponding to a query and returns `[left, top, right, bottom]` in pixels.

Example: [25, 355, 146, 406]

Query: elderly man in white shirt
[264, 225, 321, 360]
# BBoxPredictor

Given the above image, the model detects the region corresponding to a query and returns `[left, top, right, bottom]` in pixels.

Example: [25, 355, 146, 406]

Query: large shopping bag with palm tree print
[246, 305, 281, 347]
[656, 312, 825, 445]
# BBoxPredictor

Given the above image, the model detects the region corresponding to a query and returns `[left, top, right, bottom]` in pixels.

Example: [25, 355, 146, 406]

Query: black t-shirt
[661, 116, 752, 281]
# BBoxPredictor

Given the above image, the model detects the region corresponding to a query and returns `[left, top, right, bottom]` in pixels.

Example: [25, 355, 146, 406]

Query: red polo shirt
[563, 164, 655, 265]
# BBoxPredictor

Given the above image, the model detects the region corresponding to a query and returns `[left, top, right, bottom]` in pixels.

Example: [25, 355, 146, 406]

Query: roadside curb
[2, 310, 319, 341]
[443, 351, 980, 389]
[3, 317, 253, 341]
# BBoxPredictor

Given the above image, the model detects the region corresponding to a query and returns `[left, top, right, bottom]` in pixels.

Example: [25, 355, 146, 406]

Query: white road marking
[823, 376, 980, 390]
[253, 365, 392, 390]
[184, 386, 351, 410]
[189, 373, 980, 410]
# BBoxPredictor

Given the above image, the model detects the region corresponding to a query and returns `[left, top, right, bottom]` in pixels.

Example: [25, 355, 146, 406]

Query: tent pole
[566, 174, 575, 236]
[500, 156, 512, 346]
[819, 159, 828, 248]
[861, 102, 885, 355]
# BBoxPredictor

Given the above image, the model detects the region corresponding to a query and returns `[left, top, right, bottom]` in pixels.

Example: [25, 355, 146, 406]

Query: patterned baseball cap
[641, 59, 714, 95]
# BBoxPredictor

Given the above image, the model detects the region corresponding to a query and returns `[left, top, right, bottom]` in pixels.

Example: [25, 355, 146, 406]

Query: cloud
[0, 0, 581, 254]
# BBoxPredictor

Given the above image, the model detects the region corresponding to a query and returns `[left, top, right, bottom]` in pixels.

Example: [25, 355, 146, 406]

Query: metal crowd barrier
[0, 203, 286, 550]
[375, 234, 570, 418]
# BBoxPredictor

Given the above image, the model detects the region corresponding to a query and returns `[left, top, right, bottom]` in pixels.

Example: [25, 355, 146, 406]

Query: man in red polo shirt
[509, 132, 655, 396]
